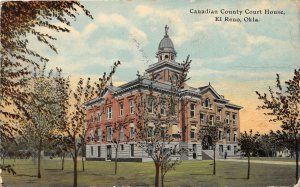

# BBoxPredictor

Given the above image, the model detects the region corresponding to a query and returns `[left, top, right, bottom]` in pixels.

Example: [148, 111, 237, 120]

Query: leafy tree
[17, 65, 66, 178]
[198, 121, 223, 175]
[57, 61, 120, 187]
[256, 69, 300, 183]
[0, 1, 92, 172]
[239, 130, 260, 179]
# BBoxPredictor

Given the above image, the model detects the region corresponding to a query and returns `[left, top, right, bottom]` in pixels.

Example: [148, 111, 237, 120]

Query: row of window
[90, 144, 135, 158]
[89, 100, 135, 123]
[88, 125, 170, 143]
[190, 129, 238, 142]
[88, 126, 135, 142]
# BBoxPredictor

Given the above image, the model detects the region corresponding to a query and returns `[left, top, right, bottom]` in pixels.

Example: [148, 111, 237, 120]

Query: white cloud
[135, 5, 190, 46]
[96, 13, 148, 44]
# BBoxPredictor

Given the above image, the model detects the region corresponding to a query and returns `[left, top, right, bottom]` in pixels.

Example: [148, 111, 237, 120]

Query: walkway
[218, 158, 297, 165]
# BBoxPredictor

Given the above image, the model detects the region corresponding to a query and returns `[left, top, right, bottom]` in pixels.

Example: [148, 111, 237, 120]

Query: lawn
[2, 158, 296, 187]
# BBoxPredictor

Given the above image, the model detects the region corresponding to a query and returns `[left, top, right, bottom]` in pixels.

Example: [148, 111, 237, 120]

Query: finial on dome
[165, 25, 169, 36]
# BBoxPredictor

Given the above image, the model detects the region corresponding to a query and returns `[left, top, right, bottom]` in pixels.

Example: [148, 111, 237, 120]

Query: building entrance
[202, 135, 213, 150]
[106, 145, 112, 160]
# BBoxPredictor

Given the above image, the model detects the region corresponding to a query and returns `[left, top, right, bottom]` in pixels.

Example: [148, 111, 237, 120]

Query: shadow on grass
[190, 173, 213, 176]
[44, 169, 62, 171]
[17, 174, 37, 177]
[224, 177, 248, 180]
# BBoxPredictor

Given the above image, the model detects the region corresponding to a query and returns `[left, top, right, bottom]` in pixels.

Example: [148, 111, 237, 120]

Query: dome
[158, 36, 175, 51]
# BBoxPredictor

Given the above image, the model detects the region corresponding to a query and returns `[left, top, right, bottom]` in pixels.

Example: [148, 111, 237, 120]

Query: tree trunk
[81, 145, 85, 172]
[61, 152, 65, 170]
[213, 146, 216, 175]
[154, 162, 160, 187]
[161, 167, 164, 187]
[181, 101, 186, 142]
[37, 138, 42, 179]
[295, 139, 299, 184]
[247, 155, 250, 179]
[81, 155, 85, 172]
[73, 151, 78, 187]
[114, 144, 119, 175]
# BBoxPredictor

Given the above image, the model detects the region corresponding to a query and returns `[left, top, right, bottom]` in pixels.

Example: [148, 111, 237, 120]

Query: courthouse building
[85, 26, 242, 161]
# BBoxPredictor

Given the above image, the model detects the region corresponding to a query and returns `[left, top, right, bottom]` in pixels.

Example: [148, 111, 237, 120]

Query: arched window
[171, 55, 174, 60]
[160, 55, 162, 60]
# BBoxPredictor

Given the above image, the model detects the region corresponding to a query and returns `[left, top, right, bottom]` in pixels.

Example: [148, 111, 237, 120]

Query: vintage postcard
[0, 0, 299, 187]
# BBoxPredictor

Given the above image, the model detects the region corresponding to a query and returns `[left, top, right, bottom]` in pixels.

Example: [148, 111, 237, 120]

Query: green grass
[2, 158, 296, 187]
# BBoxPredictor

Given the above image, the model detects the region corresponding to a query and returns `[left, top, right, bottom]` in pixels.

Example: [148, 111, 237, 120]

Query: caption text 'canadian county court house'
[85, 26, 242, 162]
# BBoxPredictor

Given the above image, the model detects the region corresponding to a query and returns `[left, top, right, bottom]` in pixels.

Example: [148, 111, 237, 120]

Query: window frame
[119, 102, 124, 116]
[107, 127, 113, 141]
[107, 106, 112, 119]
[190, 103, 196, 118]
[129, 100, 134, 114]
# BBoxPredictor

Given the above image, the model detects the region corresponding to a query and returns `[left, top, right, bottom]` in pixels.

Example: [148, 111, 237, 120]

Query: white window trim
[130, 100, 134, 114]
[190, 103, 195, 118]
[107, 106, 112, 119]
[119, 103, 124, 116]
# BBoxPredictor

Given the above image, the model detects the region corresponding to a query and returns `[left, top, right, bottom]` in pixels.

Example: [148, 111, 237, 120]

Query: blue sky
[36, 0, 299, 132]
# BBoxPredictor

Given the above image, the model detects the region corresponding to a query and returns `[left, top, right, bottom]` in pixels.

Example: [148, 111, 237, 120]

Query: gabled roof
[197, 83, 225, 101]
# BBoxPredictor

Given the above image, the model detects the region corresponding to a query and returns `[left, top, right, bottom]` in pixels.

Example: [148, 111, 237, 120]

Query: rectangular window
[218, 130, 223, 140]
[148, 127, 153, 137]
[232, 113, 237, 125]
[120, 126, 125, 141]
[227, 145, 231, 151]
[97, 112, 101, 121]
[227, 130, 230, 141]
[226, 112, 230, 124]
[107, 106, 112, 119]
[90, 115, 94, 123]
[130, 127, 135, 139]
[191, 130, 195, 139]
[160, 102, 166, 115]
[234, 132, 237, 142]
[161, 127, 166, 138]
[119, 103, 124, 116]
[97, 128, 102, 142]
[234, 146, 237, 154]
[130, 100, 134, 114]
[148, 97, 154, 113]
[121, 144, 124, 151]
[97, 146, 101, 157]
[209, 115, 214, 125]
[130, 144, 134, 157]
[190, 103, 195, 118]
[91, 146, 93, 156]
[218, 108, 222, 121]
[200, 113, 205, 124]
[107, 127, 113, 141]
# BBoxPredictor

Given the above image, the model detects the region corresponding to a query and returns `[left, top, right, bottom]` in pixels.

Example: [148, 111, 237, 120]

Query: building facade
[85, 26, 242, 162]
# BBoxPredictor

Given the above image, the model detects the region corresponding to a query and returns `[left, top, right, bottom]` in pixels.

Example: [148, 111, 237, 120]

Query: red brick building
[85, 26, 242, 161]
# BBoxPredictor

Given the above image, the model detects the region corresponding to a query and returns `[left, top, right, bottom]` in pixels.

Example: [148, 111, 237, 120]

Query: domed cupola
[156, 25, 177, 63]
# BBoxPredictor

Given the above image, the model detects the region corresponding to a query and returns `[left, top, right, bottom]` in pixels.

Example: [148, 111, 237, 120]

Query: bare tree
[256, 69, 300, 183]
[57, 61, 120, 187]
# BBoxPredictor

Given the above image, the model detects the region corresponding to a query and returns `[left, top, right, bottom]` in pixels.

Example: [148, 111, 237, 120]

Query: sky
[35, 0, 300, 133]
